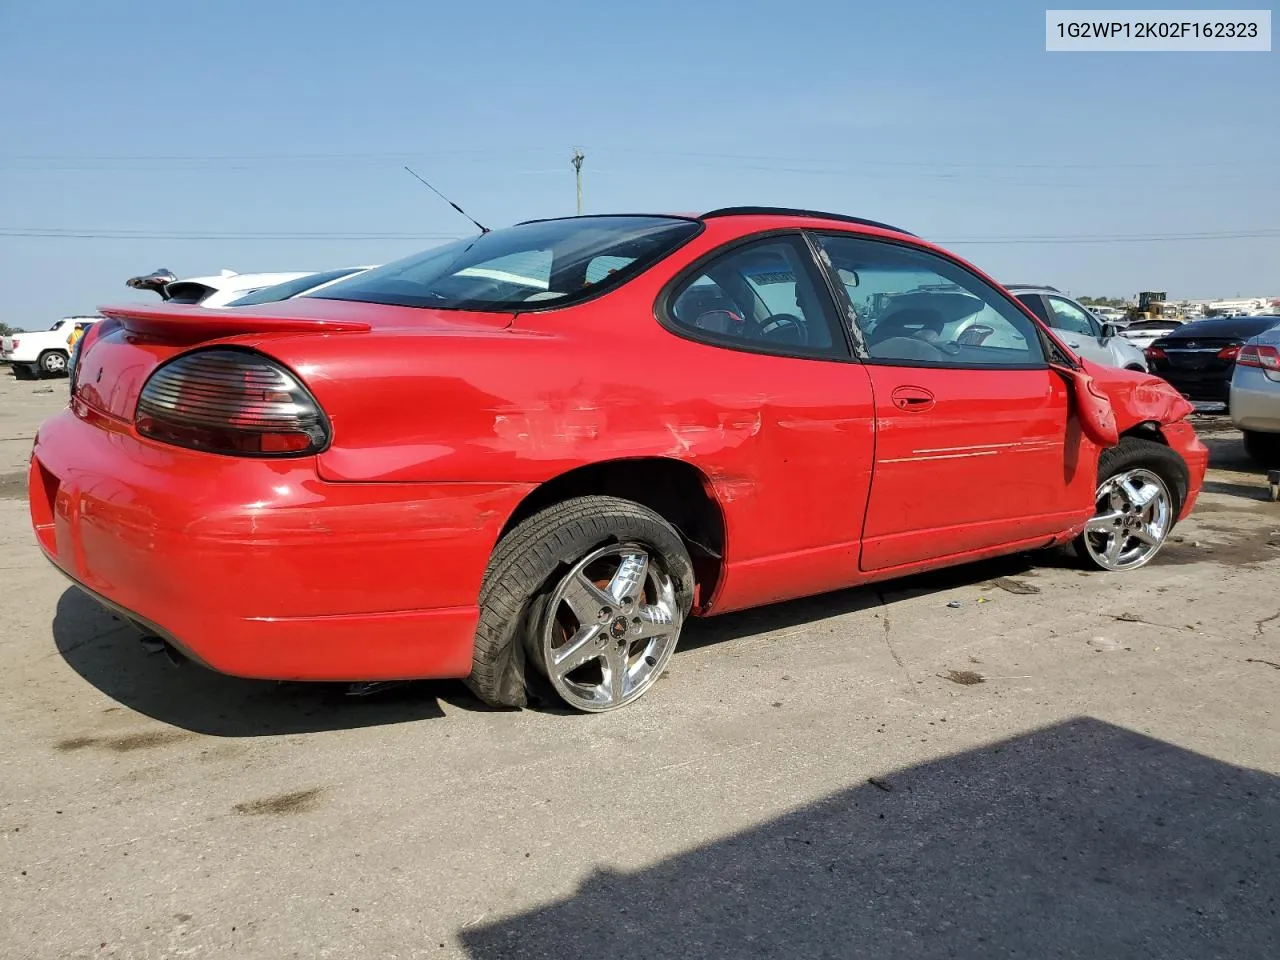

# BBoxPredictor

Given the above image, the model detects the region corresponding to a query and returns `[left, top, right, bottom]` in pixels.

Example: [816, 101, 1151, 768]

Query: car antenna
[403, 166, 489, 234]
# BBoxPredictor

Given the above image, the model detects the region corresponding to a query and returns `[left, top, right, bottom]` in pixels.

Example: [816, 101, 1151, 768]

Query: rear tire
[1075, 438, 1186, 571]
[38, 350, 68, 377]
[467, 496, 695, 713]
[1242, 430, 1280, 470]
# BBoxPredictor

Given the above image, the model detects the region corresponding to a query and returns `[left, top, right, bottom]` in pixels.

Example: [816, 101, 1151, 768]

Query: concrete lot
[1, 367, 1277, 960]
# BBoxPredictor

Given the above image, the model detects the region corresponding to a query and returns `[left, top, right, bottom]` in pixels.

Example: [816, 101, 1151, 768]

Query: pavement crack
[875, 590, 917, 697]
[1107, 613, 1195, 632]
[1253, 610, 1280, 639]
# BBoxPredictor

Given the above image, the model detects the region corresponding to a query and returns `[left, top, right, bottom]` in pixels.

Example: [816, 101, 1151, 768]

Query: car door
[1045, 295, 1111, 365]
[659, 232, 878, 610]
[811, 233, 1088, 572]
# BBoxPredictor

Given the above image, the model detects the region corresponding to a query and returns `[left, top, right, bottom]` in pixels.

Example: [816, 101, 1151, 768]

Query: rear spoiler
[97, 303, 371, 341]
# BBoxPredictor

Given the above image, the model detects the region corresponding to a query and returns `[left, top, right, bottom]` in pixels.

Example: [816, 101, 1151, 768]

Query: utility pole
[571, 147, 585, 215]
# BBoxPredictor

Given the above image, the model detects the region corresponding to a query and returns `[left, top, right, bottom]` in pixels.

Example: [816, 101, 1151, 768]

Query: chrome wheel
[42, 352, 67, 373]
[539, 542, 681, 712]
[1082, 467, 1172, 571]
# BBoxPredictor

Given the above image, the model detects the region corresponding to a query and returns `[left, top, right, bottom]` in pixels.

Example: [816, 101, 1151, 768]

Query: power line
[0, 228, 464, 241]
[942, 230, 1280, 245]
[1, 226, 1275, 244]
[0, 145, 1271, 170]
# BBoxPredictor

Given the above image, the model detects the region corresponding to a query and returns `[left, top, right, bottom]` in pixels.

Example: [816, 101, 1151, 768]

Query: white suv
[2, 316, 99, 379]
[1005, 285, 1149, 371]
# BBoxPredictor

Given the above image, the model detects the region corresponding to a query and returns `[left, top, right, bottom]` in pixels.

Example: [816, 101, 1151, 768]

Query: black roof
[700, 206, 915, 237]
[1003, 284, 1061, 293]
[513, 208, 916, 237]
[1158, 315, 1280, 341]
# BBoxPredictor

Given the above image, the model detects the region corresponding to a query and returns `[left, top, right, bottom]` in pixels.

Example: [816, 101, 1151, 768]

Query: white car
[2, 316, 100, 379]
[1118, 318, 1185, 351]
[1005, 286, 1149, 371]
[125, 267, 374, 308]
[221, 266, 377, 306]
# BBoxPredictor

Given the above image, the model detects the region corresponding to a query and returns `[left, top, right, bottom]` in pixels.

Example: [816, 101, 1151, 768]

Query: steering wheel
[749, 312, 806, 345]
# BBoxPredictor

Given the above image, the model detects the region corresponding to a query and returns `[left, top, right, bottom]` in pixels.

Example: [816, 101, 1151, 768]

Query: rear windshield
[226, 268, 365, 306]
[309, 216, 701, 311]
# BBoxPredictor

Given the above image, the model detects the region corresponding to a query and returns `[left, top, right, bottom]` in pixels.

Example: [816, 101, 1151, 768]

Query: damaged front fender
[1082, 360, 1196, 434]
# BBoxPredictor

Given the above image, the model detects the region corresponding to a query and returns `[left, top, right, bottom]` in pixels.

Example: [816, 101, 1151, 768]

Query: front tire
[468, 496, 695, 713]
[38, 350, 68, 377]
[1075, 437, 1185, 571]
[1242, 430, 1280, 470]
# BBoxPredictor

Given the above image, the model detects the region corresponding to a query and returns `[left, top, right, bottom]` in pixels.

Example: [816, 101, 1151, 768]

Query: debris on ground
[1244, 658, 1280, 670]
[939, 669, 985, 686]
[1088, 636, 1127, 652]
[946, 600, 962, 608]
[867, 777, 893, 792]
[989, 577, 1041, 595]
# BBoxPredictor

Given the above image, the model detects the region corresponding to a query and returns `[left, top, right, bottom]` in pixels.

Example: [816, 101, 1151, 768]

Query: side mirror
[1101, 322, 1119, 339]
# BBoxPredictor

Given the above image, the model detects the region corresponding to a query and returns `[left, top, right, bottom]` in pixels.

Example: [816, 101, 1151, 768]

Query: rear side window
[1015, 293, 1052, 324]
[1046, 296, 1100, 337]
[311, 216, 701, 311]
[666, 235, 841, 357]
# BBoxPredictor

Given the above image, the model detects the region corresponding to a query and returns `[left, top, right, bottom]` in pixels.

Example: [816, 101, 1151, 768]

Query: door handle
[890, 386, 935, 412]
[1066, 340, 1081, 348]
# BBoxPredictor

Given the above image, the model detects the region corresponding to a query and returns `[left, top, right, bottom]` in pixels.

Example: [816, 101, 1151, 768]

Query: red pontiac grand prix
[30, 207, 1208, 712]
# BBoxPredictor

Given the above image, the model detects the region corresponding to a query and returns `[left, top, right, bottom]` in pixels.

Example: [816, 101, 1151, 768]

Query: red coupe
[30, 207, 1208, 712]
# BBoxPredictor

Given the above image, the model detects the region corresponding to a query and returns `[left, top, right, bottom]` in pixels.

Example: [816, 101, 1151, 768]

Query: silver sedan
[1229, 325, 1280, 468]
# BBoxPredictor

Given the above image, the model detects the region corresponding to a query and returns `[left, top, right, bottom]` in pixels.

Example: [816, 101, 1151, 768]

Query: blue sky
[1, 0, 1276, 327]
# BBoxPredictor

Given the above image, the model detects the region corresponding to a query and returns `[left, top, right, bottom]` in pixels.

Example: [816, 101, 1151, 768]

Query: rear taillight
[134, 349, 329, 457]
[1217, 344, 1241, 361]
[10, 338, 18, 349]
[1145, 345, 1166, 360]
[1237, 343, 1280, 371]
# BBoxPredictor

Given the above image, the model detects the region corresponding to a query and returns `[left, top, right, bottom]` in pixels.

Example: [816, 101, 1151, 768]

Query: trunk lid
[76, 299, 512, 422]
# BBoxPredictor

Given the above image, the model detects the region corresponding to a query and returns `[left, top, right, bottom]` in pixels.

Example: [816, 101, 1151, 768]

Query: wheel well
[1124, 364, 1145, 371]
[1120, 420, 1167, 445]
[501, 458, 726, 606]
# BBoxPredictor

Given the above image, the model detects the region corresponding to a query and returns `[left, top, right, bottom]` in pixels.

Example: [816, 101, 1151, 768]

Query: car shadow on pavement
[681, 552, 1061, 651]
[55, 552, 1073, 729]
[1201, 478, 1274, 502]
[458, 717, 1278, 960]
[52, 587, 461, 736]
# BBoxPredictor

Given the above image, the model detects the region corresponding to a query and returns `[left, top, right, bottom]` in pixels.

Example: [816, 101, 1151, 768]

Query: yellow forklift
[1126, 291, 1168, 322]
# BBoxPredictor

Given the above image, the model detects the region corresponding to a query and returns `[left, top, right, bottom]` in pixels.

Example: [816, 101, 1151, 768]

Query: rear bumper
[1152, 368, 1232, 402]
[1161, 420, 1208, 520]
[30, 407, 532, 681]
[1229, 369, 1280, 433]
